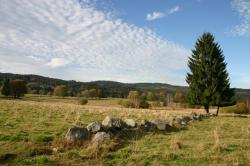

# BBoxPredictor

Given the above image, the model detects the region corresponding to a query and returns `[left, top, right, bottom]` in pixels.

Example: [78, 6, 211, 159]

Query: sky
[0, 0, 250, 88]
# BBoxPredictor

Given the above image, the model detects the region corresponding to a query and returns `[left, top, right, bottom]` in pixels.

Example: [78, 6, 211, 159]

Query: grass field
[0, 95, 250, 165]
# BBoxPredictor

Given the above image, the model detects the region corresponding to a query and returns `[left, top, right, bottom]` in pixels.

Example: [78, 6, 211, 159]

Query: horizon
[2, 72, 250, 90]
[0, 0, 250, 88]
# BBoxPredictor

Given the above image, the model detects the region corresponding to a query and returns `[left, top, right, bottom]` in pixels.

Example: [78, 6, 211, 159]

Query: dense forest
[0, 72, 249, 100]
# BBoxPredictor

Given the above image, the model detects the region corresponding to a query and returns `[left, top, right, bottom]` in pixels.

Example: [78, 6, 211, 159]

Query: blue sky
[0, 0, 250, 88]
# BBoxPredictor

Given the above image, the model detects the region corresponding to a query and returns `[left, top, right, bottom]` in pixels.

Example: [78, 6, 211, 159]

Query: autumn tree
[10, 80, 27, 98]
[80, 89, 102, 98]
[53, 85, 68, 97]
[186, 32, 234, 115]
[128, 91, 140, 108]
[158, 91, 167, 101]
[173, 91, 185, 103]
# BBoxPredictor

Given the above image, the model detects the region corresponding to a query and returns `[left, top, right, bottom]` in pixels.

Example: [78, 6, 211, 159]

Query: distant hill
[0, 72, 249, 100]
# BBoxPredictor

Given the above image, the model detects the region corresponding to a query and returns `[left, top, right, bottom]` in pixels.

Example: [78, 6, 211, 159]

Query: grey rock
[124, 119, 136, 128]
[169, 116, 187, 127]
[92, 132, 111, 144]
[152, 119, 167, 130]
[66, 127, 90, 142]
[87, 121, 102, 133]
[182, 116, 192, 123]
[102, 116, 125, 129]
[190, 112, 202, 121]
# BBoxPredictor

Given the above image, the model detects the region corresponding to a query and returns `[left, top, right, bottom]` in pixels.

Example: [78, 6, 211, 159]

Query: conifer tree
[1, 79, 11, 96]
[186, 32, 234, 115]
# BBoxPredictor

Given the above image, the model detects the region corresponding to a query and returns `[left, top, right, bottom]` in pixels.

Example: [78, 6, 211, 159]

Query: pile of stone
[65, 112, 213, 144]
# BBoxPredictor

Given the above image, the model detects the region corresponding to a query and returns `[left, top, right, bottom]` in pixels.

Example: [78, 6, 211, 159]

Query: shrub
[139, 100, 150, 109]
[235, 103, 249, 114]
[221, 102, 249, 114]
[79, 97, 88, 105]
[119, 100, 134, 108]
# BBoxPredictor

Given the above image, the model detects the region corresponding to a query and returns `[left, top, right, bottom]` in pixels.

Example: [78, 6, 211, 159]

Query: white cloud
[146, 12, 165, 21]
[231, 0, 250, 36]
[146, 5, 181, 21]
[47, 58, 71, 68]
[169, 6, 180, 14]
[0, 0, 189, 84]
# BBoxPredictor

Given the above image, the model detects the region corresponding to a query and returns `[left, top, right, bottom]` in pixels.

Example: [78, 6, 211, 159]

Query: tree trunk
[204, 105, 209, 114]
[216, 106, 220, 116]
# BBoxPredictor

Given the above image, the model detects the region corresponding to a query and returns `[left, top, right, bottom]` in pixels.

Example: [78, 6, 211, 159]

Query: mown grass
[0, 96, 250, 165]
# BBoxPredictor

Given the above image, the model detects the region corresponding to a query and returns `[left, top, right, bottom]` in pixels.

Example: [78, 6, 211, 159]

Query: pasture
[0, 95, 250, 165]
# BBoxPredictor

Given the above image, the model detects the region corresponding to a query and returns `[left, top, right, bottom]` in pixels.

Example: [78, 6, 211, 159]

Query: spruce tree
[186, 32, 234, 115]
[1, 79, 11, 96]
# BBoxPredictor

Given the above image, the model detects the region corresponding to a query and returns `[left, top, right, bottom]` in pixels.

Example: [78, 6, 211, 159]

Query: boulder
[140, 120, 157, 131]
[87, 121, 102, 133]
[190, 112, 202, 121]
[102, 116, 125, 129]
[124, 119, 136, 128]
[152, 119, 167, 131]
[92, 132, 111, 144]
[66, 127, 90, 142]
[182, 116, 192, 123]
[169, 116, 187, 127]
[102, 116, 113, 128]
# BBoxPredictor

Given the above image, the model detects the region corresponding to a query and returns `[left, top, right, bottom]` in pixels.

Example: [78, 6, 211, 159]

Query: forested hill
[0, 72, 249, 99]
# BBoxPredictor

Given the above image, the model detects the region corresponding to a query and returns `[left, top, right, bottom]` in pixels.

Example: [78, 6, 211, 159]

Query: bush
[79, 97, 88, 105]
[119, 100, 134, 108]
[221, 102, 249, 114]
[139, 100, 150, 109]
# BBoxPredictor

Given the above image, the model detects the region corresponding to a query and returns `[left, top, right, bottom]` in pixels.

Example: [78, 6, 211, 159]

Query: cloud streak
[146, 6, 180, 21]
[0, 0, 189, 84]
[146, 12, 165, 21]
[169, 6, 180, 14]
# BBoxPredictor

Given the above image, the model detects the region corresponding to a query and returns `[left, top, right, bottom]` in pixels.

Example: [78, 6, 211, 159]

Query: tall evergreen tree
[186, 32, 234, 115]
[1, 79, 11, 96]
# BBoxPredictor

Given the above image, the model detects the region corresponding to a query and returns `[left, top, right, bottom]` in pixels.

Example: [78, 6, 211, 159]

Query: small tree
[1, 79, 11, 96]
[10, 80, 27, 98]
[128, 91, 140, 108]
[158, 91, 167, 101]
[186, 32, 234, 114]
[53, 85, 68, 97]
[146, 92, 158, 101]
[173, 91, 185, 103]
